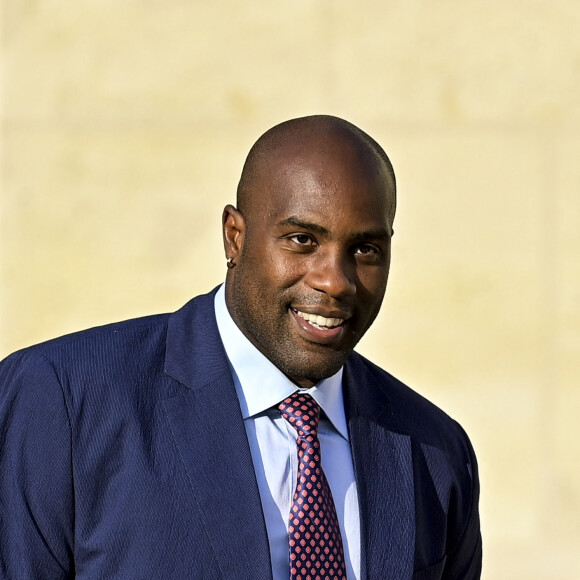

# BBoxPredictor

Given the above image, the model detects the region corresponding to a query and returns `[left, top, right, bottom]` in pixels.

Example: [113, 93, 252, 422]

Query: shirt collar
[214, 284, 349, 440]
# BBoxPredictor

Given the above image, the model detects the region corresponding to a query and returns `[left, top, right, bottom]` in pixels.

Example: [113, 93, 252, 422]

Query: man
[0, 115, 482, 579]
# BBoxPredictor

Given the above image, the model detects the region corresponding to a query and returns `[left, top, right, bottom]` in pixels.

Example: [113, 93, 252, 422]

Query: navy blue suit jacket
[0, 289, 481, 579]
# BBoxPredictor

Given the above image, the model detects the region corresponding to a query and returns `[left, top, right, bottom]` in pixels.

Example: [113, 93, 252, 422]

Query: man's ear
[222, 204, 245, 261]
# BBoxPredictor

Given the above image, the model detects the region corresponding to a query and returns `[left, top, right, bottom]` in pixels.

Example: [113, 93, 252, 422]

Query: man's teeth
[295, 310, 344, 329]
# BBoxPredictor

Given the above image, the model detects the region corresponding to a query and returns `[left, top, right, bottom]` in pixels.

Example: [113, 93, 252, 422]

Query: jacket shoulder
[347, 352, 474, 457]
[0, 313, 174, 410]
[31, 312, 168, 350]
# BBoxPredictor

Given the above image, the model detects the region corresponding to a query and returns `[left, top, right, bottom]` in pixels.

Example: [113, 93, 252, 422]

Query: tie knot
[278, 392, 320, 438]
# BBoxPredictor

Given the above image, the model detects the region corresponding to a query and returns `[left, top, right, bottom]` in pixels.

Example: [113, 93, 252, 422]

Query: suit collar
[164, 287, 230, 391]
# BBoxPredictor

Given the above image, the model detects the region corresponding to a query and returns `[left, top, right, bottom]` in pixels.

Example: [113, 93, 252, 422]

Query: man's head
[222, 115, 396, 388]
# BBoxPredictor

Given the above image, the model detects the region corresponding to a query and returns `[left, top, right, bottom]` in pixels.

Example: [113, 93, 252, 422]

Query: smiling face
[223, 118, 395, 388]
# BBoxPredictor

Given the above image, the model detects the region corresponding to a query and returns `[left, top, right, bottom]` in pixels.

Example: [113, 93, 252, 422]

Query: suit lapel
[162, 289, 273, 580]
[344, 358, 415, 579]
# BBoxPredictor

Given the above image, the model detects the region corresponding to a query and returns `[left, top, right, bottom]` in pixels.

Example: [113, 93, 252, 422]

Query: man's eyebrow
[276, 216, 330, 236]
[349, 228, 392, 242]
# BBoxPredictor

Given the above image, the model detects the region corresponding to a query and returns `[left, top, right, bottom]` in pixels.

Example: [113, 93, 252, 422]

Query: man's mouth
[292, 309, 345, 330]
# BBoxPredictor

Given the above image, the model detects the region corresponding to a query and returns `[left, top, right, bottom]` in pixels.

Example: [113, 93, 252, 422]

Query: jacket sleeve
[0, 350, 75, 580]
[443, 423, 482, 580]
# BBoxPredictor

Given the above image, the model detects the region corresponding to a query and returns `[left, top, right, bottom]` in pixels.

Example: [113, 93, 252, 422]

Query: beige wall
[2, 1, 579, 577]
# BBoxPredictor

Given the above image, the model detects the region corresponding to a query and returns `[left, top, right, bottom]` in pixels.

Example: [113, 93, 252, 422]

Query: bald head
[236, 115, 396, 225]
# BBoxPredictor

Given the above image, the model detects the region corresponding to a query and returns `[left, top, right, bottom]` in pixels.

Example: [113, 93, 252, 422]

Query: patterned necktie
[278, 392, 347, 579]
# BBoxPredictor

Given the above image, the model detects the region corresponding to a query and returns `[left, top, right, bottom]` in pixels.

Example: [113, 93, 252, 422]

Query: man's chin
[282, 351, 350, 388]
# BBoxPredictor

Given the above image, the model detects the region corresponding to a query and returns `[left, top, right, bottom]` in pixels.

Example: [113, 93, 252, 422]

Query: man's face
[224, 139, 394, 388]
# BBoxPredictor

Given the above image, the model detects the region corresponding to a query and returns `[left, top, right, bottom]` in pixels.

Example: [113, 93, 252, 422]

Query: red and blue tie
[278, 392, 347, 580]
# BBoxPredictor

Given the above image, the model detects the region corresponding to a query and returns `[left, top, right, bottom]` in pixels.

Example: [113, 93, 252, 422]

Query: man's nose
[304, 251, 357, 299]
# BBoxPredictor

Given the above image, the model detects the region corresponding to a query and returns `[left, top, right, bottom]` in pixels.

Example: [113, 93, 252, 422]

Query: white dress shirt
[214, 285, 360, 580]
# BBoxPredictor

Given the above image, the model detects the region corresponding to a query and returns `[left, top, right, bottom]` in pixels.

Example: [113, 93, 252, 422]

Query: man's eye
[354, 245, 377, 255]
[290, 234, 313, 245]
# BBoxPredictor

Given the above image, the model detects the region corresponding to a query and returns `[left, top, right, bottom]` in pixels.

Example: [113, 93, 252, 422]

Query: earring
[226, 257, 235, 269]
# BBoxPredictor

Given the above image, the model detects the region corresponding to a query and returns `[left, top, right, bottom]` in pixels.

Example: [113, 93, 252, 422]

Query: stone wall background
[1, 2, 579, 577]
